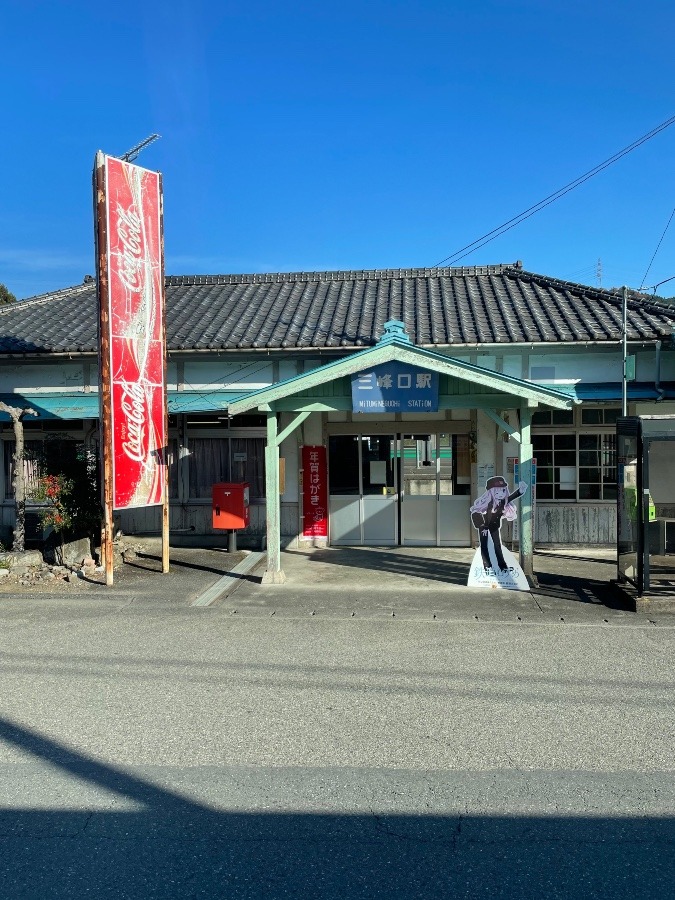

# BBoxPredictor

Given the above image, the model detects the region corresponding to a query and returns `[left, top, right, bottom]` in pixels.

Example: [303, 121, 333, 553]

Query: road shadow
[293, 547, 471, 585]
[289, 548, 630, 608]
[514, 551, 636, 609]
[0, 717, 673, 899]
[125, 550, 240, 578]
[534, 570, 633, 609]
[534, 550, 616, 566]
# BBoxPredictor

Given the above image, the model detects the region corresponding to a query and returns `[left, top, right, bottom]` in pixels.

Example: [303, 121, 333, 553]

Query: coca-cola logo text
[116, 204, 144, 293]
[120, 380, 147, 463]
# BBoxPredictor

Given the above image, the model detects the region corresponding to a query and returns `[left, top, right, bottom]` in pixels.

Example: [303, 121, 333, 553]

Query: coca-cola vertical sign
[95, 152, 167, 510]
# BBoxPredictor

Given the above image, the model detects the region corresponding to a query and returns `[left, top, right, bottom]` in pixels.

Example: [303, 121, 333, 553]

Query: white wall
[528, 352, 622, 383]
[182, 360, 274, 391]
[278, 412, 300, 503]
[0, 363, 89, 393]
[503, 355, 525, 379]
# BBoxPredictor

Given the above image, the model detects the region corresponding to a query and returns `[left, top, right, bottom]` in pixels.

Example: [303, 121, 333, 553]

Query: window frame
[2, 429, 91, 502]
[181, 426, 266, 502]
[531, 405, 619, 503]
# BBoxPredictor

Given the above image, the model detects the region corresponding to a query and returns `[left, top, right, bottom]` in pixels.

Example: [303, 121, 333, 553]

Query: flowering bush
[33, 474, 74, 535]
[25, 437, 101, 545]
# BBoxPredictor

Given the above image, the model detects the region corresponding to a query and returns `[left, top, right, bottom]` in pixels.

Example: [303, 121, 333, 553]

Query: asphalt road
[0, 582, 674, 898]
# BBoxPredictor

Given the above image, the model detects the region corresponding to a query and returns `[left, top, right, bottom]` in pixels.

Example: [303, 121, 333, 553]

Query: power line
[644, 274, 675, 295]
[177, 353, 297, 413]
[432, 114, 675, 268]
[639, 205, 675, 290]
[561, 263, 597, 283]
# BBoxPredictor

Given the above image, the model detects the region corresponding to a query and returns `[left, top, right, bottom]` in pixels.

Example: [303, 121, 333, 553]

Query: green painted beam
[275, 410, 311, 447]
[227, 341, 574, 415]
[269, 393, 531, 413]
[271, 400, 350, 412]
[482, 408, 522, 443]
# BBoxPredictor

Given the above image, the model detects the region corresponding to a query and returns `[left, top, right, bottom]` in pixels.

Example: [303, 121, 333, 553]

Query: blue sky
[2, 0, 674, 299]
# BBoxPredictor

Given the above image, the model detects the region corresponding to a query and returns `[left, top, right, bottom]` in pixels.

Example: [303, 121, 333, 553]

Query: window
[328, 436, 359, 494]
[533, 433, 617, 501]
[167, 439, 179, 500]
[531, 409, 574, 426]
[186, 437, 265, 500]
[532, 404, 620, 502]
[5, 437, 180, 502]
[4, 440, 44, 499]
[533, 434, 575, 500]
[580, 406, 621, 426]
[579, 433, 617, 500]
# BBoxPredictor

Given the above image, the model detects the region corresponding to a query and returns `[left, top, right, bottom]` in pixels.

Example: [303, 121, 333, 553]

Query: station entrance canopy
[227, 320, 575, 585]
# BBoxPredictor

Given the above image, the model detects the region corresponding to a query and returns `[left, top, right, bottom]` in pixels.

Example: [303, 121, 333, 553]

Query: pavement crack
[79, 811, 95, 836]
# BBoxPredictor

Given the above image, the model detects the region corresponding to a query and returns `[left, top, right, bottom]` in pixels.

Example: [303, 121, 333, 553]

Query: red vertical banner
[96, 152, 167, 510]
[302, 445, 328, 538]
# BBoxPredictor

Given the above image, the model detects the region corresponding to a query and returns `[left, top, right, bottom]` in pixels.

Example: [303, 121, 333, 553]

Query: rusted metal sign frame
[158, 171, 169, 574]
[94, 152, 169, 584]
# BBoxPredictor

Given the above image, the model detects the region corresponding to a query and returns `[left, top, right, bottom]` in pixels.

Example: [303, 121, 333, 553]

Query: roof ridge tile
[164, 264, 520, 288]
[2, 266, 673, 355]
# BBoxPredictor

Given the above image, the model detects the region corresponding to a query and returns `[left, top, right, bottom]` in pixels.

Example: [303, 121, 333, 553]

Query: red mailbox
[212, 482, 250, 530]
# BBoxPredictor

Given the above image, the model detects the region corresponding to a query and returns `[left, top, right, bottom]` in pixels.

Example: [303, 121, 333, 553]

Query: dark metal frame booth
[617, 416, 675, 597]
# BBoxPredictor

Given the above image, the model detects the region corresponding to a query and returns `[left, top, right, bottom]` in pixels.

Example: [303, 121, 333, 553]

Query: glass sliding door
[328, 435, 361, 544]
[439, 433, 471, 546]
[328, 433, 397, 545]
[401, 433, 472, 546]
[401, 434, 437, 544]
[329, 431, 471, 547]
[361, 435, 397, 544]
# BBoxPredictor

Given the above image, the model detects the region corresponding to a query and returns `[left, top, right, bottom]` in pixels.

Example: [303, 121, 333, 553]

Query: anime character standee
[470, 475, 528, 573]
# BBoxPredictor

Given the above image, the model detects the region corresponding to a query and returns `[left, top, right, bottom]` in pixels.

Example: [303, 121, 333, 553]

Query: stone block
[0, 550, 44, 569]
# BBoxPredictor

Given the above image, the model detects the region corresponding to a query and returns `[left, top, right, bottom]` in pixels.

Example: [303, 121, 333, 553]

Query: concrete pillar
[262, 410, 286, 584]
[518, 405, 535, 584]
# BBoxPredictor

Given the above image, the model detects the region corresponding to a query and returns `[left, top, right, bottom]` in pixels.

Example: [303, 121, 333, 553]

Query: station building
[1, 263, 674, 577]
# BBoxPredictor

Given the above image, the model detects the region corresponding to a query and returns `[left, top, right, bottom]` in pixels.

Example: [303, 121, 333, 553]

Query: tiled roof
[3, 265, 674, 354]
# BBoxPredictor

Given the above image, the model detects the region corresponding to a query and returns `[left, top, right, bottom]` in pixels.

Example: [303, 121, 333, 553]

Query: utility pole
[622, 286, 628, 416]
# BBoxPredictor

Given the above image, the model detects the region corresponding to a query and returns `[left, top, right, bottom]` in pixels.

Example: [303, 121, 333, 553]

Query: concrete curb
[191, 552, 265, 607]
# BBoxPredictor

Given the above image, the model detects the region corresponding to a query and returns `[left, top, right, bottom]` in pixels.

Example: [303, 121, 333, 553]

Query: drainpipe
[655, 340, 665, 402]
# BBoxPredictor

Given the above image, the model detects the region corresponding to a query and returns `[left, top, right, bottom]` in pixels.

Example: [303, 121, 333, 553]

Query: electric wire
[644, 274, 675, 295]
[562, 264, 597, 283]
[174, 350, 304, 415]
[639, 206, 675, 290]
[432, 114, 675, 268]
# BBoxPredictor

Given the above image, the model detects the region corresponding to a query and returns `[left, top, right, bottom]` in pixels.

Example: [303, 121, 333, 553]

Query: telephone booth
[617, 416, 675, 597]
